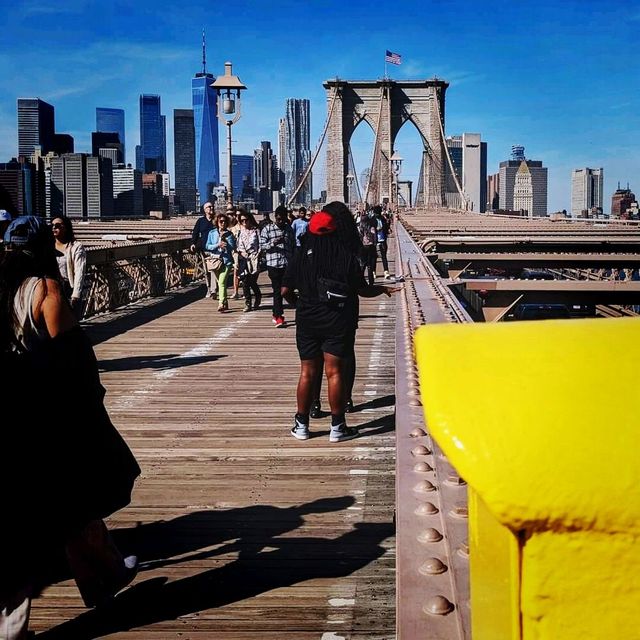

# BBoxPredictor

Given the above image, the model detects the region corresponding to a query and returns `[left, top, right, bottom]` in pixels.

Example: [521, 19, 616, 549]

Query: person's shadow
[37, 497, 393, 639]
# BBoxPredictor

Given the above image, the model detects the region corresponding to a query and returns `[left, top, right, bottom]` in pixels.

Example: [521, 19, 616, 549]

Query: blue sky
[1, 0, 638, 211]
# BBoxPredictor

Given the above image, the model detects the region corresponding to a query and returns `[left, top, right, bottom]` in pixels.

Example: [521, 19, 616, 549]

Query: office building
[92, 131, 124, 164]
[50, 154, 114, 218]
[192, 39, 220, 207]
[52, 134, 74, 155]
[173, 108, 196, 214]
[96, 107, 126, 163]
[231, 154, 254, 202]
[278, 118, 286, 189]
[142, 172, 168, 216]
[611, 185, 636, 218]
[571, 168, 603, 217]
[0, 159, 34, 217]
[487, 172, 499, 211]
[513, 161, 533, 214]
[499, 146, 547, 216]
[17, 98, 55, 157]
[253, 141, 277, 211]
[283, 98, 311, 205]
[138, 95, 166, 173]
[112, 165, 143, 216]
[445, 133, 487, 212]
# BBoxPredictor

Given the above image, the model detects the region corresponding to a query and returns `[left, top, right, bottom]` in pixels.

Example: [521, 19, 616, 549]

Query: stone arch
[324, 78, 448, 205]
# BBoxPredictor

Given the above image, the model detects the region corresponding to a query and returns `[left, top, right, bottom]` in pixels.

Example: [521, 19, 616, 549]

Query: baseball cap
[3, 215, 52, 249]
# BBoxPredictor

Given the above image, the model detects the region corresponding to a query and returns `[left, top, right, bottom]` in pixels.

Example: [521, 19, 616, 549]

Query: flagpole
[384, 56, 388, 80]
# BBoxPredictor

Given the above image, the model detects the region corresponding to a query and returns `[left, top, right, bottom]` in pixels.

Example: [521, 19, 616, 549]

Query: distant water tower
[511, 145, 525, 161]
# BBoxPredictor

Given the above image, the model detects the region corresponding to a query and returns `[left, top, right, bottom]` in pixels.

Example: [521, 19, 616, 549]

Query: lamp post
[211, 62, 247, 206]
[346, 173, 355, 206]
[390, 152, 403, 212]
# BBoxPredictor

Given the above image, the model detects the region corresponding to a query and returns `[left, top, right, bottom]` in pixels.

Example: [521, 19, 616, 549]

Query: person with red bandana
[282, 201, 399, 443]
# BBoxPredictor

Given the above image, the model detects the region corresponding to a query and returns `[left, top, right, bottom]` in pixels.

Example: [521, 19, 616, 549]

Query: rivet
[449, 504, 468, 519]
[413, 461, 433, 473]
[457, 542, 469, 557]
[409, 398, 423, 407]
[417, 527, 443, 543]
[423, 595, 454, 616]
[413, 479, 436, 493]
[446, 475, 467, 486]
[411, 445, 431, 456]
[415, 502, 439, 516]
[419, 558, 448, 575]
[409, 428, 427, 438]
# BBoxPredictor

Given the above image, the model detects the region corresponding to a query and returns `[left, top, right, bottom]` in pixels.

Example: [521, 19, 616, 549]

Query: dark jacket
[191, 216, 214, 251]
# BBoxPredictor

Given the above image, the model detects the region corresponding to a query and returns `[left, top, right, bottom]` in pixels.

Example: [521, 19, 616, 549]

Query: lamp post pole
[390, 152, 403, 213]
[346, 173, 355, 207]
[211, 62, 247, 207]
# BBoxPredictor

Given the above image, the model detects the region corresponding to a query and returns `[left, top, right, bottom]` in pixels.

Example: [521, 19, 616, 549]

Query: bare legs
[297, 353, 345, 416]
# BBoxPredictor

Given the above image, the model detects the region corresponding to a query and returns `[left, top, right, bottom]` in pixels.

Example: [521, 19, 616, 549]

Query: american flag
[385, 50, 402, 65]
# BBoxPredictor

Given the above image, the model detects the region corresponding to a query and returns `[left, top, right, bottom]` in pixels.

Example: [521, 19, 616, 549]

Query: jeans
[242, 272, 261, 306]
[267, 266, 286, 317]
[377, 241, 389, 273]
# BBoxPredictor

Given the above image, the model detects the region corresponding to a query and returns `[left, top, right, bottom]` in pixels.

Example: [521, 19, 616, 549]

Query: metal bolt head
[449, 503, 468, 519]
[411, 445, 431, 456]
[409, 428, 427, 438]
[415, 502, 439, 516]
[417, 528, 443, 543]
[413, 479, 436, 493]
[413, 461, 433, 473]
[419, 558, 448, 575]
[446, 475, 467, 486]
[423, 595, 454, 616]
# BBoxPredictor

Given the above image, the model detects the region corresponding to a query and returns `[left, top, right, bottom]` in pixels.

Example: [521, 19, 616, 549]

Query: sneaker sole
[329, 431, 358, 443]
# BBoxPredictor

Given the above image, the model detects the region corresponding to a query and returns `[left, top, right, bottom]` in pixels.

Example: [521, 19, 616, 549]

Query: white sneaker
[329, 423, 358, 443]
[291, 418, 310, 440]
[384, 271, 391, 280]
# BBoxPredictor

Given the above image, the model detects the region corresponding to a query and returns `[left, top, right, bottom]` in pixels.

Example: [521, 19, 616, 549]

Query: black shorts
[296, 325, 356, 361]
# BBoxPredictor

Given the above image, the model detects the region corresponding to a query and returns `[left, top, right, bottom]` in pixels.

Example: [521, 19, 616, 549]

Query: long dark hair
[0, 229, 60, 352]
[297, 201, 362, 293]
[53, 216, 76, 242]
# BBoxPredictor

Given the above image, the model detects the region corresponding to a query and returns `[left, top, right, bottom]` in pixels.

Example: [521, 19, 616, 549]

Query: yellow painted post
[414, 318, 640, 640]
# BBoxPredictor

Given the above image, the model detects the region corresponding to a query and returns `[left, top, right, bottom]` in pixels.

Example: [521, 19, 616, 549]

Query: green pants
[215, 265, 230, 303]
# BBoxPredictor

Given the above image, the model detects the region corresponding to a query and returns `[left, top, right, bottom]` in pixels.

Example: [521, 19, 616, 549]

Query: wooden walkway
[31, 265, 397, 638]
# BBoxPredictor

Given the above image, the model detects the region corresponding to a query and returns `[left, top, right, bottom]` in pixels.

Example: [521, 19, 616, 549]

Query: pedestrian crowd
[0, 199, 398, 638]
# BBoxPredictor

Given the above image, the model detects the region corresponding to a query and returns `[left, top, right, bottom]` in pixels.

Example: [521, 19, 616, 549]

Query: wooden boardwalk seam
[31, 261, 398, 639]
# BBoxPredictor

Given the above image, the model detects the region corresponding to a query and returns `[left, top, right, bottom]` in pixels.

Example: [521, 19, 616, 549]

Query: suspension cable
[363, 85, 387, 205]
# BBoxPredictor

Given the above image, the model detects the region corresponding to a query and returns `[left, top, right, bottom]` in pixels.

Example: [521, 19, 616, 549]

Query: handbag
[317, 276, 351, 305]
[205, 254, 223, 271]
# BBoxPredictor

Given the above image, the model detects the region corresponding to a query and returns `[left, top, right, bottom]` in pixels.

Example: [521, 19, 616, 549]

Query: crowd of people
[0, 200, 397, 637]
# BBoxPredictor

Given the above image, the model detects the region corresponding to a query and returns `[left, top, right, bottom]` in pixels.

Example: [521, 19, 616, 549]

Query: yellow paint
[469, 489, 521, 639]
[414, 318, 640, 639]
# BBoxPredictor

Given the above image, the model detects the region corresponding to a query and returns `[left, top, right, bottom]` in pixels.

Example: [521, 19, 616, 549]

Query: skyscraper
[192, 33, 220, 207]
[284, 98, 311, 205]
[92, 131, 124, 164]
[571, 168, 603, 217]
[253, 141, 277, 211]
[445, 133, 487, 212]
[499, 146, 547, 216]
[139, 95, 166, 173]
[231, 155, 253, 202]
[17, 98, 55, 157]
[96, 107, 126, 162]
[611, 185, 635, 218]
[513, 161, 533, 214]
[173, 109, 196, 214]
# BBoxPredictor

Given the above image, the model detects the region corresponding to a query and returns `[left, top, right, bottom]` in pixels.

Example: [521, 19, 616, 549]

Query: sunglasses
[240, 218, 248, 223]
[51, 223, 63, 229]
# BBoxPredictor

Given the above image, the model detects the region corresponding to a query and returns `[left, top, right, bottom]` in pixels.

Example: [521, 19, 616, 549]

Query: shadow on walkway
[37, 496, 393, 639]
[98, 353, 226, 373]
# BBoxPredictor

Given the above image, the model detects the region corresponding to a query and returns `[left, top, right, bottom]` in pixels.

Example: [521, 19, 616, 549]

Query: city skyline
[0, 0, 638, 212]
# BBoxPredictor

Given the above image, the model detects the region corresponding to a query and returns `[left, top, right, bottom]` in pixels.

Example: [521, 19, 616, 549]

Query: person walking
[51, 216, 86, 318]
[204, 213, 236, 312]
[0, 216, 140, 638]
[282, 202, 399, 443]
[260, 205, 294, 328]
[372, 205, 391, 279]
[236, 210, 262, 312]
[291, 207, 309, 252]
[358, 209, 378, 285]
[190, 202, 215, 297]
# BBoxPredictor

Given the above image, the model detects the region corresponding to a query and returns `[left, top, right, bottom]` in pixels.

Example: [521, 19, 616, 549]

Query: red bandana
[309, 211, 337, 235]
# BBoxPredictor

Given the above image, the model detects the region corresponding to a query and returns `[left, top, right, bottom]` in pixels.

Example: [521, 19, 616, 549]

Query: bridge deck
[31, 268, 397, 638]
